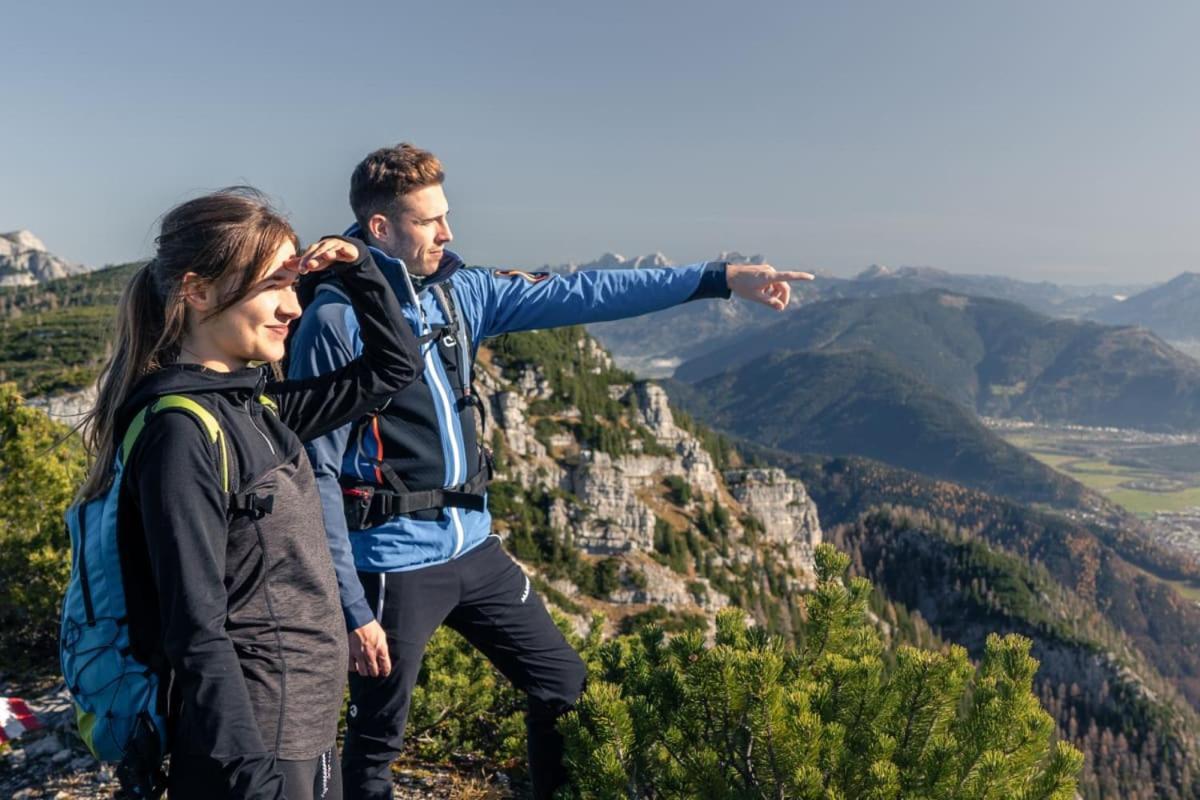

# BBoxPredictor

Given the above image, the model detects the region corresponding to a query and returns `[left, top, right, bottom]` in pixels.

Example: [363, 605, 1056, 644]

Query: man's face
[372, 184, 453, 277]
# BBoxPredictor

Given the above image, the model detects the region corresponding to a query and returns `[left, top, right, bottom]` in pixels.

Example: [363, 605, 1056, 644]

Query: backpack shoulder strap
[429, 280, 469, 350]
[430, 279, 473, 383]
[119, 394, 232, 494]
[429, 280, 488, 434]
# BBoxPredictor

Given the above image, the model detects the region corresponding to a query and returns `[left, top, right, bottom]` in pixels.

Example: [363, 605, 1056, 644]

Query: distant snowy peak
[856, 264, 893, 280]
[715, 251, 767, 265]
[547, 251, 674, 273]
[0, 230, 88, 287]
[545, 249, 769, 274]
[6, 230, 47, 251]
[855, 264, 953, 281]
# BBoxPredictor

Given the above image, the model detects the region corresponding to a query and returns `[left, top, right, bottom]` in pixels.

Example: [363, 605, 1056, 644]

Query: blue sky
[3, 1, 1198, 282]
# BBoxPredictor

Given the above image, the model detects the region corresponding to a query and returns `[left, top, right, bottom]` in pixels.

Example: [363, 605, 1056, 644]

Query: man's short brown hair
[350, 143, 445, 231]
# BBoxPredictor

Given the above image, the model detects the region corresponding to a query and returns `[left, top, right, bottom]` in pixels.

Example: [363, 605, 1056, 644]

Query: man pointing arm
[289, 142, 811, 800]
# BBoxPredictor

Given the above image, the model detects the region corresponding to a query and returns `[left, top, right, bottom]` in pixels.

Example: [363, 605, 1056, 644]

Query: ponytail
[76, 187, 297, 501]
[76, 261, 186, 500]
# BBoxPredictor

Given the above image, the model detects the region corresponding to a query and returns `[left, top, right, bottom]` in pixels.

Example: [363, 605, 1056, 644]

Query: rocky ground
[0, 680, 118, 799]
[0, 681, 517, 799]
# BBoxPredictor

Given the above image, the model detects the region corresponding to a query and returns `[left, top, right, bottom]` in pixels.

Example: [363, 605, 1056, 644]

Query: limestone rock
[569, 452, 657, 552]
[632, 382, 684, 444]
[493, 390, 544, 459]
[0, 230, 87, 287]
[724, 468, 822, 578]
[516, 364, 553, 400]
[677, 438, 720, 495]
[609, 559, 729, 612]
[27, 384, 98, 425]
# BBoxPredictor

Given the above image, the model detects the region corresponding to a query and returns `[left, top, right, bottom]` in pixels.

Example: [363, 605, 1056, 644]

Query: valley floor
[990, 418, 1200, 600]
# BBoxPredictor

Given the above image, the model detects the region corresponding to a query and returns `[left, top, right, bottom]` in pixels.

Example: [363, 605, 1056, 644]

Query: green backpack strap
[120, 394, 231, 493]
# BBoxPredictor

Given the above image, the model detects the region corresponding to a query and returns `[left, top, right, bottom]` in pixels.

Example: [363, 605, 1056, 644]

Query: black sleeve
[270, 236, 422, 443]
[129, 412, 285, 799]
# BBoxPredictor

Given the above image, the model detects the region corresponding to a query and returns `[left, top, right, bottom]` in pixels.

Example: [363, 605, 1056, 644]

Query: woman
[76, 187, 421, 799]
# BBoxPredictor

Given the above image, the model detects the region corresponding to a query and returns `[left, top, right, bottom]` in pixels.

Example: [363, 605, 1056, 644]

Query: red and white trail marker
[0, 697, 44, 745]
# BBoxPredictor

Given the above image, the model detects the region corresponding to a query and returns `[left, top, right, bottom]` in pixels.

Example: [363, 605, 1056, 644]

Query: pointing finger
[773, 271, 815, 282]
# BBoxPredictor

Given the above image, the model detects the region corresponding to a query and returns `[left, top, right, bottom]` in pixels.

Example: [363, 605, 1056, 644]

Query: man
[288, 143, 813, 799]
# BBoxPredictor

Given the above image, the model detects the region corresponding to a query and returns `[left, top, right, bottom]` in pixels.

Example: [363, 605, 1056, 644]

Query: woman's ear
[179, 272, 216, 313]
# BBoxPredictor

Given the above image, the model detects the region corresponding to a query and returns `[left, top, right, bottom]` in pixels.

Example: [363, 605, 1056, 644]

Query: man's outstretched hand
[726, 264, 814, 311]
[349, 619, 392, 677]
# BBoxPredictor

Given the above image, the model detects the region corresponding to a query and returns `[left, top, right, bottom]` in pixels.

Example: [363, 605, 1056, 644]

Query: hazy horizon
[4, 1, 1199, 283]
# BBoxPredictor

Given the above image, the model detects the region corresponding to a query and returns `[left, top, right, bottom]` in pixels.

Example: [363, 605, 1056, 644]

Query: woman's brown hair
[77, 187, 297, 500]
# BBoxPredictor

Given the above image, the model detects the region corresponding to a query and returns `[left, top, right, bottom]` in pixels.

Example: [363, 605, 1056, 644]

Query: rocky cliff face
[724, 467, 822, 575]
[475, 331, 823, 629]
[0, 231, 87, 287]
[25, 384, 97, 424]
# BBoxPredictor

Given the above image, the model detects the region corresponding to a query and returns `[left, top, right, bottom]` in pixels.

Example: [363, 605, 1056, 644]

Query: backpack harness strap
[430, 280, 488, 428]
[341, 463, 491, 530]
[121, 393, 278, 510]
[121, 395, 230, 493]
[339, 279, 494, 530]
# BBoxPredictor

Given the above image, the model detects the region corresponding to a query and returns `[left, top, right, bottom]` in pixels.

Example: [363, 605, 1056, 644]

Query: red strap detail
[371, 417, 384, 485]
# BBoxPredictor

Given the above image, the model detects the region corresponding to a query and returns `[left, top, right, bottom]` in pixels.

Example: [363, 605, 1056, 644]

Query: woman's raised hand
[286, 237, 361, 275]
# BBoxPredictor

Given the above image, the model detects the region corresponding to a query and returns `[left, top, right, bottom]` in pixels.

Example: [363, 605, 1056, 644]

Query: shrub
[663, 475, 692, 506]
[559, 544, 1083, 799]
[0, 383, 87, 673]
[405, 612, 604, 770]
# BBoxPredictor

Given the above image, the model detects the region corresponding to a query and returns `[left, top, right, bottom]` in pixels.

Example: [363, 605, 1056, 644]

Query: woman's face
[191, 239, 302, 369]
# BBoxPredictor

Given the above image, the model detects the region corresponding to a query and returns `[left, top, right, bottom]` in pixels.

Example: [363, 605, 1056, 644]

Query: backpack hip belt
[340, 458, 492, 531]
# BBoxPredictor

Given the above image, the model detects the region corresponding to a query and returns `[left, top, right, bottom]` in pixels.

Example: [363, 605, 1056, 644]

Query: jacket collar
[342, 223, 464, 298]
[116, 362, 269, 443]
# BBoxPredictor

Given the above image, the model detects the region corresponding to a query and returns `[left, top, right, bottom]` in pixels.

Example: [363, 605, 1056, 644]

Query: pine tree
[559, 544, 1084, 798]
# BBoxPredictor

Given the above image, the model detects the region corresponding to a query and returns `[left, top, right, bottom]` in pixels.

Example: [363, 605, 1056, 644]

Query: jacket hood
[342, 223, 464, 291]
[116, 362, 268, 440]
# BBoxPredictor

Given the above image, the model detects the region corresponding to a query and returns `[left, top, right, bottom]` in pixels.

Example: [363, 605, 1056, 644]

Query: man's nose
[438, 219, 453, 244]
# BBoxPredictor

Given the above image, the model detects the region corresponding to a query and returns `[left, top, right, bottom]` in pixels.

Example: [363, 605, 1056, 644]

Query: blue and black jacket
[288, 236, 731, 630]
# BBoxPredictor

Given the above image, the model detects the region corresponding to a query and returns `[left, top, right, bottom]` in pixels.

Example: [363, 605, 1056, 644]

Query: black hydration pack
[291, 271, 491, 531]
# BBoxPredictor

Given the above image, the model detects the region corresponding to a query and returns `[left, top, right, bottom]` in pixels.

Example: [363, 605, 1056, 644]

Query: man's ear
[179, 272, 216, 313]
[367, 213, 390, 244]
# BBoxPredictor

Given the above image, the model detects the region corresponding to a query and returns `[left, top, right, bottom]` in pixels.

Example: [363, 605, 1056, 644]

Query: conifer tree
[559, 544, 1083, 799]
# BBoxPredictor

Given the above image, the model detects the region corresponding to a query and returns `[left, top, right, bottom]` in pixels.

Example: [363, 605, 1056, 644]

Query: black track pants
[280, 746, 343, 800]
[168, 745, 341, 799]
[341, 537, 587, 800]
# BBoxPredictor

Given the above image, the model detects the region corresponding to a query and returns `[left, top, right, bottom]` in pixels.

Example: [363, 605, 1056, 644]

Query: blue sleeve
[288, 293, 377, 631]
[453, 262, 730, 341]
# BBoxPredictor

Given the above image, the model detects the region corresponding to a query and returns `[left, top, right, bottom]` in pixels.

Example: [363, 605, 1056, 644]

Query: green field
[1003, 433, 1200, 516]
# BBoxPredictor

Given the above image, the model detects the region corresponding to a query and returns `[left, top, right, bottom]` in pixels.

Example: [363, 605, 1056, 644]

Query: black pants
[169, 745, 341, 799]
[342, 537, 587, 800]
[280, 746, 342, 800]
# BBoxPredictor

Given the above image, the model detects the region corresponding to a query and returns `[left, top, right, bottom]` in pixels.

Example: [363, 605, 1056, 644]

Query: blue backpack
[59, 394, 231, 794]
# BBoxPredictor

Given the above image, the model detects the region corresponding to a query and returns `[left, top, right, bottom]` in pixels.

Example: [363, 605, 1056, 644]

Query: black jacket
[116, 244, 420, 798]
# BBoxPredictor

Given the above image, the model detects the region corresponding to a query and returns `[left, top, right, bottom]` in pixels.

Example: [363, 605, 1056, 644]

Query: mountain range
[7, 259, 1200, 797]
[10, 233, 1200, 361]
[563, 252, 1200, 379]
[0, 231, 87, 287]
[1089, 272, 1200, 341]
[665, 347, 1089, 509]
[673, 290, 1200, 432]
